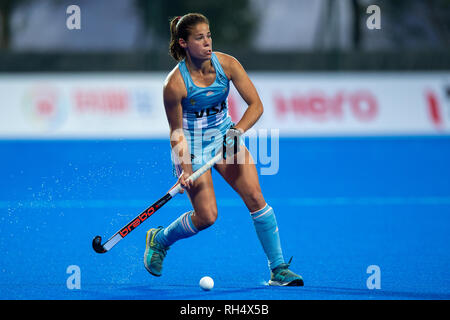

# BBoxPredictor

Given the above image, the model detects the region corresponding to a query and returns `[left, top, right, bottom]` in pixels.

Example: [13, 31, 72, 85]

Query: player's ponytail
[169, 16, 183, 61]
[168, 13, 209, 62]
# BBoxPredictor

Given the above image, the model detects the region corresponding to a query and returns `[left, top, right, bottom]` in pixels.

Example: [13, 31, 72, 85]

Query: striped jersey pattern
[178, 52, 231, 131]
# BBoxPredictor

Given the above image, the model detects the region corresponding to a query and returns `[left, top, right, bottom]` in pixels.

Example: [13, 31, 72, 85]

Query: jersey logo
[206, 91, 214, 96]
[194, 100, 227, 118]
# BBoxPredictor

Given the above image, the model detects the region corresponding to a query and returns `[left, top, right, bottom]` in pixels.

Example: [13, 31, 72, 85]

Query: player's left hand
[223, 126, 243, 159]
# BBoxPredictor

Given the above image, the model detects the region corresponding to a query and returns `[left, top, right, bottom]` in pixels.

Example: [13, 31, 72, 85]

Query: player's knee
[196, 208, 218, 230]
[244, 189, 265, 211]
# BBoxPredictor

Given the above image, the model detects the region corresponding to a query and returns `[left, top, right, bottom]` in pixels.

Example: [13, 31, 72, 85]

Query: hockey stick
[92, 152, 223, 254]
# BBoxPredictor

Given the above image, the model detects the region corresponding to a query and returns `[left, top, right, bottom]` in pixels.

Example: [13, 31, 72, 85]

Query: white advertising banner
[229, 73, 450, 136]
[0, 73, 169, 138]
[0, 72, 449, 138]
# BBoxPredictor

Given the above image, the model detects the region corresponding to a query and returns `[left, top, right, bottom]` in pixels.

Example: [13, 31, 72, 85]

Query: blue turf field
[1, 137, 450, 300]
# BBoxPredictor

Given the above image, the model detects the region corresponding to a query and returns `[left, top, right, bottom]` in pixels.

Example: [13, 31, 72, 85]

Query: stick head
[92, 236, 107, 253]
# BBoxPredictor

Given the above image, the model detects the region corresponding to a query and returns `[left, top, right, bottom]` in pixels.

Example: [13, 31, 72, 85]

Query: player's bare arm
[163, 69, 193, 191]
[216, 52, 264, 133]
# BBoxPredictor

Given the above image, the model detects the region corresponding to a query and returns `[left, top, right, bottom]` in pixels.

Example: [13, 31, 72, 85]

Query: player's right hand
[178, 170, 193, 193]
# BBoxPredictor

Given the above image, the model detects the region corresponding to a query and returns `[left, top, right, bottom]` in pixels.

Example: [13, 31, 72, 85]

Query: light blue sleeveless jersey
[178, 52, 232, 132]
[173, 52, 235, 173]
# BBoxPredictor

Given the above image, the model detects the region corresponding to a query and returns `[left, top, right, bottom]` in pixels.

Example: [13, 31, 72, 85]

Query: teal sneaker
[143, 227, 169, 277]
[268, 257, 304, 286]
